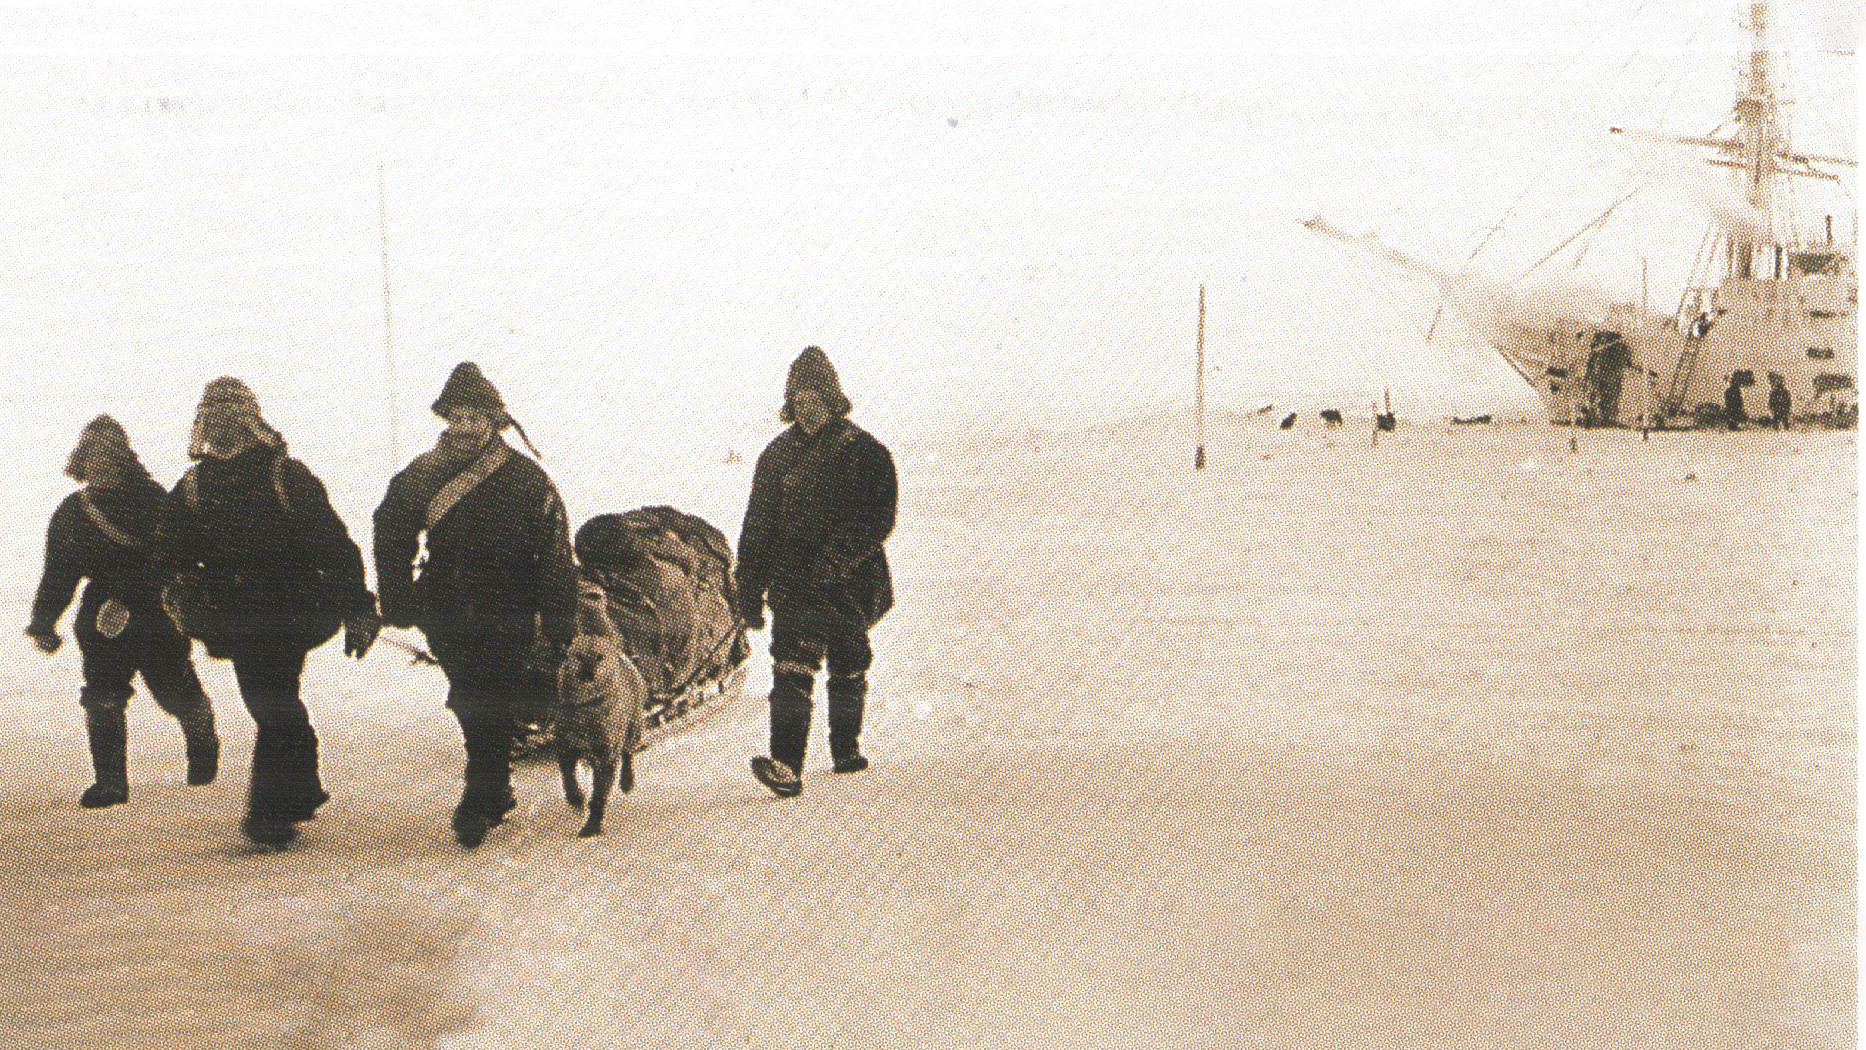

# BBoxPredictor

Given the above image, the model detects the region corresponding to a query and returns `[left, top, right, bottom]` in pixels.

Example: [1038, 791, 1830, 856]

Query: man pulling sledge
[738, 347, 898, 798]
[374, 363, 577, 848]
[27, 416, 220, 809]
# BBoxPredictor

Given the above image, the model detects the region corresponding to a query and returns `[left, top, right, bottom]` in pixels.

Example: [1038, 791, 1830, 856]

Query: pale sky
[0, 0, 1856, 538]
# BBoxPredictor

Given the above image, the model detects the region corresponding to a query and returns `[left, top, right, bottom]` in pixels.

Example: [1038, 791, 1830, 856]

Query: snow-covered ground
[0, 415, 1854, 1049]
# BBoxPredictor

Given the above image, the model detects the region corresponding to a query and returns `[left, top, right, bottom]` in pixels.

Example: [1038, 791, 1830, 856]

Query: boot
[177, 701, 219, 787]
[280, 789, 331, 824]
[453, 809, 493, 849]
[80, 705, 129, 809]
[274, 723, 326, 822]
[768, 670, 815, 775]
[490, 785, 518, 823]
[242, 756, 303, 846]
[450, 779, 516, 849]
[827, 672, 868, 774]
[751, 756, 803, 798]
[242, 811, 297, 847]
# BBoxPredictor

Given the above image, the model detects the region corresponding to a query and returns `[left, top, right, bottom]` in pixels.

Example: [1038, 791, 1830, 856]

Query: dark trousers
[767, 614, 873, 772]
[228, 640, 320, 818]
[76, 612, 215, 786]
[441, 660, 527, 815]
[78, 613, 210, 720]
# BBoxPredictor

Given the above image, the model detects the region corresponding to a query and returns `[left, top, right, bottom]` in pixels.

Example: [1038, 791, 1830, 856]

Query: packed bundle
[572, 507, 747, 701]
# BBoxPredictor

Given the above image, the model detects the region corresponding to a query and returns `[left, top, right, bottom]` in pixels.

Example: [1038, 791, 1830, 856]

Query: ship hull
[1490, 262, 1857, 427]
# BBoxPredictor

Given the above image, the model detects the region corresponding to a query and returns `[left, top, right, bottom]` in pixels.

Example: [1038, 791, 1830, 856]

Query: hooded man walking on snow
[156, 378, 379, 847]
[374, 363, 578, 848]
[737, 346, 898, 797]
[27, 415, 220, 809]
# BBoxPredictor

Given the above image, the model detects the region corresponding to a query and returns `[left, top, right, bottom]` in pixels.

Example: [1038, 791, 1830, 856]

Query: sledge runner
[26, 416, 219, 809]
[373, 363, 577, 848]
[737, 347, 898, 798]
[156, 379, 379, 847]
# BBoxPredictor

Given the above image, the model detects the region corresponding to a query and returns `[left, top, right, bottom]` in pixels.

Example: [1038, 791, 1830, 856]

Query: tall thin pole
[1641, 256, 1651, 440]
[1194, 284, 1206, 470]
[1568, 382, 1579, 453]
[377, 161, 402, 464]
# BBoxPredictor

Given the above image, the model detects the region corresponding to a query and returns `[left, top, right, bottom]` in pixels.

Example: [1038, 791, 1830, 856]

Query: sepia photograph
[0, 1, 1856, 1047]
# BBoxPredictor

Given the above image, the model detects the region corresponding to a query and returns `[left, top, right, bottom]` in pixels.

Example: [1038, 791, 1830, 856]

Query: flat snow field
[0, 418, 1854, 1049]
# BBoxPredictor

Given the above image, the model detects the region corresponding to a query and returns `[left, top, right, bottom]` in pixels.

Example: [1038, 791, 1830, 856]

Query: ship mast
[1732, 0, 1779, 279]
[1607, 0, 1854, 275]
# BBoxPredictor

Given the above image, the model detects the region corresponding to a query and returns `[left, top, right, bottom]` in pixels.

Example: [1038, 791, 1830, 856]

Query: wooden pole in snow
[1568, 382, 1580, 453]
[378, 161, 402, 465]
[1641, 256, 1651, 441]
[1194, 284, 1207, 470]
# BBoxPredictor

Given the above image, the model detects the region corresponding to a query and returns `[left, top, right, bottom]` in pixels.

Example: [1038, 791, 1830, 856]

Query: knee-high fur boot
[175, 699, 219, 786]
[80, 703, 129, 808]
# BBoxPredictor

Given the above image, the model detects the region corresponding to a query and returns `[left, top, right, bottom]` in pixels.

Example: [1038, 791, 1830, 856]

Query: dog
[1319, 409, 1344, 427]
[555, 579, 650, 837]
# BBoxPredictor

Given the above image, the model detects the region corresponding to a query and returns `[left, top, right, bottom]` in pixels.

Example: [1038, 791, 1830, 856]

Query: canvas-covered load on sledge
[569, 506, 750, 746]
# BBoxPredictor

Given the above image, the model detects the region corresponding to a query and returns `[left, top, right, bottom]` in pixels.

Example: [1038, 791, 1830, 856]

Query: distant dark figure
[1320, 410, 1344, 428]
[1374, 412, 1397, 432]
[27, 416, 219, 809]
[1279, 413, 1297, 430]
[1768, 374, 1791, 430]
[738, 347, 898, 799]
[1723, 375, 1746, 431]
[156, 378, 379, 847]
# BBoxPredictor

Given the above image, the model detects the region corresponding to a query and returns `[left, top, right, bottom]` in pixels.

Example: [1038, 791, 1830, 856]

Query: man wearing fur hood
[156, 378, 379, 847]
[374, 362, 578, 848]
[738, 346, 898, 797]
[27, 415, 219, 809]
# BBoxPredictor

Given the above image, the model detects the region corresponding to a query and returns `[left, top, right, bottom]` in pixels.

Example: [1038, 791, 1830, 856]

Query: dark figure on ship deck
[1723, 374, 1746, 431]
[27, 415, 219, 809]
[156, 378, 379, 847]
[738, 347, 898, 798]
[374, 363, 577, 848]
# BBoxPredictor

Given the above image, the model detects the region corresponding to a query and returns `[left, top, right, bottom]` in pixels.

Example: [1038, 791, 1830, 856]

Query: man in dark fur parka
[738, 346, 898, 798]
[156, 378, 378, 847]
[27, 415, 219, 809]
[374, 363, 577, 848]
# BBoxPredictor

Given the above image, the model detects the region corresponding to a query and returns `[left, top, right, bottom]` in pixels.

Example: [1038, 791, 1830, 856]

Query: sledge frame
[634, 661, 750, 754]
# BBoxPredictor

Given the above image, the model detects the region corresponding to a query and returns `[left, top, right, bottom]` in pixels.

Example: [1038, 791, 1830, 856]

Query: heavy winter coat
[1769, 383, 1792, 423]
[1724, 382, 1746, 423]
[156, 444, 372, 654]
[30, 476, 171, 646]
[374, 438, 577, 687]
[737, 417, 897, 633]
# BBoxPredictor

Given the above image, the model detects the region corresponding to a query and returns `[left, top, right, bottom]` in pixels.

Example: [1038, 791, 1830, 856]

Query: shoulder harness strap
[425, 443, 513, 531]
[78, 491, 147, 550]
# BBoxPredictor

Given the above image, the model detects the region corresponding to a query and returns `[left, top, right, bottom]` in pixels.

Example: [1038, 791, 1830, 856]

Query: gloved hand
[25, 628, 61, 655]
[343, 611, 382, 659]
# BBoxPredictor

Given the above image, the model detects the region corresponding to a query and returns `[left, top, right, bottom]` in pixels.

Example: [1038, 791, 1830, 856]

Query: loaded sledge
[559, 506, 750, 753]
